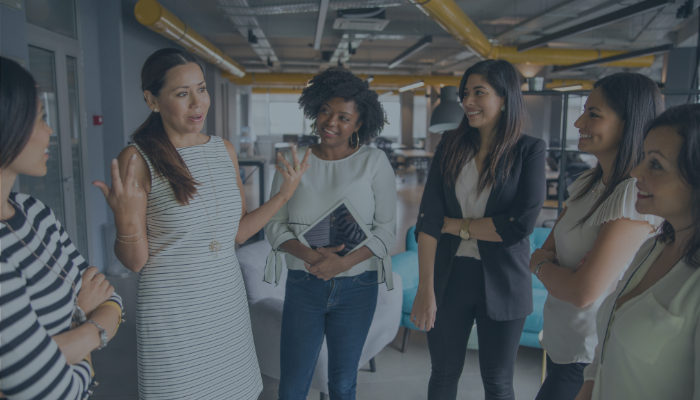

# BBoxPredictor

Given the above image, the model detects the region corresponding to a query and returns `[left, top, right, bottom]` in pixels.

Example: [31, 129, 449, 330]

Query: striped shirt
[1, 193, 122, 400]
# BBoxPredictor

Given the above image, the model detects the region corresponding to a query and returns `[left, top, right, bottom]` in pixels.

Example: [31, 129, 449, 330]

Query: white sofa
[237, 240, 403, 398]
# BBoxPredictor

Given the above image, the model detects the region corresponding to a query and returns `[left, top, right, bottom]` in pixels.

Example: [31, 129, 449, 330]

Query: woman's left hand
[304, 245, 347, 281]
[529, 248, 556, 273]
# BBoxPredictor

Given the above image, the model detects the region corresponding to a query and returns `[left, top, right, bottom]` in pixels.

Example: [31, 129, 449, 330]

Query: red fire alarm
[93, 116, 103, 126]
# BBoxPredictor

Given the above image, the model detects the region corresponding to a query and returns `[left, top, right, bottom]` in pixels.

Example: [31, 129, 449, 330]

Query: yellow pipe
[546, 79, 595, 90]
[225, 72, 462, 89]
[134, 0, 245, 77]
[251, 87, 427, 96]
[412, 0, 654, 68]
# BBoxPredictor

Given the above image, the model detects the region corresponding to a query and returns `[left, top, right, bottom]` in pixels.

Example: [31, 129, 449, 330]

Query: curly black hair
[298, 67, 386, 145]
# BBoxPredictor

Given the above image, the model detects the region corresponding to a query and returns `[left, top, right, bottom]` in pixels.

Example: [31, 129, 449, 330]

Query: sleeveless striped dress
[133, 136, 262, 399]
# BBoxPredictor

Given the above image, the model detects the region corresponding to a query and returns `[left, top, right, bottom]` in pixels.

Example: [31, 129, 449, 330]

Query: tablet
[297, 199, 373, 256]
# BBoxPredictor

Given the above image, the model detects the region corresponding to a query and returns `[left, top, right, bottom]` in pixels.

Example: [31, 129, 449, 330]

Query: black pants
[535, 355, 588, 400]
[427, 257, 526, 400]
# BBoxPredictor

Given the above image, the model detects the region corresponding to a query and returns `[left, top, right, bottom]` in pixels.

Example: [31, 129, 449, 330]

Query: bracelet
[116, 228, 142, 238]
[85, 319, 109, 350]
[534, 260, 547, 277]
[116, 234, 143, 244]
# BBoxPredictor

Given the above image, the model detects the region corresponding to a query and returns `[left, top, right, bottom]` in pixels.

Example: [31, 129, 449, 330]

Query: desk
[393, 149, 435, 183]
[238, 155, 268, 241]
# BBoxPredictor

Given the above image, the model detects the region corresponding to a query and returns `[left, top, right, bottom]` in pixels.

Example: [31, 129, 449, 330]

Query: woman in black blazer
[411, 60, 546, 400]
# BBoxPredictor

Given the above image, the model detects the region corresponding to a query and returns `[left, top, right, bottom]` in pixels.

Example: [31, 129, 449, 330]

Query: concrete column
[665, 47, 697, 107]
[400, 90, 414, 147]
[425, 85, 441, 152]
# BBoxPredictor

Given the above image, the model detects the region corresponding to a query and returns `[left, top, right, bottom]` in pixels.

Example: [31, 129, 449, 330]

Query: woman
[410, 59, 546, 400]
[93, 48, 309, 399]
[0, 57, 122, 399]
[264, 67, 396, 400]
[575, 104, 700, 399]
[531, 73, 663, 400]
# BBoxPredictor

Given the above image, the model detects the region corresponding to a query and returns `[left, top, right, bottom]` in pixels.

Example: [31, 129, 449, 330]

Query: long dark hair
[132, 48, 204, 205]
[648, 104, 700, 267]
[572, 72, 664, 226]
[441, 59, 526, 190]
[1, 57, 38, 169]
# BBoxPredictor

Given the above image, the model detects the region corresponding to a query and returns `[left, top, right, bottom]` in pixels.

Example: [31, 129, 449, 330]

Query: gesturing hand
[77, 266, 114, 317]
[276, 146, 311, 201]
[304, 245, 346, 281]
[93, 155, 144, 225]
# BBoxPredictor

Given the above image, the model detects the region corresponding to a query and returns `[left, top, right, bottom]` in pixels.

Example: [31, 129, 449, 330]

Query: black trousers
[427, 257, 526, 400]
[535, 355, 588, 400]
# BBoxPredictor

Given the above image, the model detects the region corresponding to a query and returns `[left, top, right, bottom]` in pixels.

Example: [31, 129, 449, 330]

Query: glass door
[24, 25, 91, 260]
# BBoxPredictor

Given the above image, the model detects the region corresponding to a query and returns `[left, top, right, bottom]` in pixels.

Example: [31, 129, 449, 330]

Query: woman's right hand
[410, 285, 438, 331]
[275, 146, 311, 201]
[77, 266, 114, 317]
[93, 155, 144, 230]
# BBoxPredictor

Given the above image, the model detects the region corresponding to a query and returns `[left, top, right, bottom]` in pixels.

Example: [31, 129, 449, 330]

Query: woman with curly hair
[264, 67, 397, 400]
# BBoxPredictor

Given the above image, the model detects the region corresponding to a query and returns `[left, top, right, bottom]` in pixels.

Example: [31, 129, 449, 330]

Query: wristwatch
[459, 218, 472, 240]
[86, 319, 109, 350]
[534, 260, 547, 277]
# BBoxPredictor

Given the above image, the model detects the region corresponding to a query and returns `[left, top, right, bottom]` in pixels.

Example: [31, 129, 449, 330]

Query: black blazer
[415, 134, 546, 321]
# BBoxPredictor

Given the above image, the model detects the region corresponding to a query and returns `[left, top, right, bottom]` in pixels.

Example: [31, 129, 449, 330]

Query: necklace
[1, 198, 85, 322]
[591, 180, 605, 198]
[197, 136, 222, 257]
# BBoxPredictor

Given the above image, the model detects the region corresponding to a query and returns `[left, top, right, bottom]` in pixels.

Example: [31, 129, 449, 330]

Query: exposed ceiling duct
[217, 0, 280, 68]
[223, 72, 463, 89]
[134, 0, 245, 77]
[411, 0, 656, 68]
[216, 0, 407, 16]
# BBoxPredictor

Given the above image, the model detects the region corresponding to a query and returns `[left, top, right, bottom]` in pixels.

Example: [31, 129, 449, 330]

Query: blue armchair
[391, 226, 552, 353]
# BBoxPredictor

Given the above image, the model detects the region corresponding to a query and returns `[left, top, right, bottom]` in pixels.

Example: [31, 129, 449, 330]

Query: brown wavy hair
[440, 60, 526, 191]
[132, 48, 203, 205]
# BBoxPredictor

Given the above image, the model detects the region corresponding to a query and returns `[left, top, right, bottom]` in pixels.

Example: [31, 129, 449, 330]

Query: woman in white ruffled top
[530, 73, 664, 400]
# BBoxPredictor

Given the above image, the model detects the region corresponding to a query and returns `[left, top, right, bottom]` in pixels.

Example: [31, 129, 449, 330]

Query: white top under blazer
[541, 172, 661, 364]
[584, 238, 700, 399]
[454, 158, 492, 259]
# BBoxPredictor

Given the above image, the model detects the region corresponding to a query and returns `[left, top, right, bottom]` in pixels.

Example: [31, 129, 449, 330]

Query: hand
[410, 286, 437, 331]
[441, 217, 462, 236]
[275, 146, 311, 201]
[93, 155, 144, 230]
[574, 380, 594, 400]
[529, 248, 556, 273]
[77, 267, 114, 317]
[304, 245, 346, 280]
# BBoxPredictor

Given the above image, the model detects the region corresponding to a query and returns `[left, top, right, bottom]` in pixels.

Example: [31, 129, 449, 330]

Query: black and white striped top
[0, 193, 122, 400]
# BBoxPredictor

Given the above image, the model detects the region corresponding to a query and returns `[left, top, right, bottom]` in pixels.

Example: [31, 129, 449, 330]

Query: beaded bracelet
[116, 228, 142, 238]
[116, 234, 143, 244]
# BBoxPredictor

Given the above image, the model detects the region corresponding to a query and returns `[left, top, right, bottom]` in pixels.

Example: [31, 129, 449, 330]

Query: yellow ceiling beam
[134, 0, 246, 77]
[225, 72, 462, 89]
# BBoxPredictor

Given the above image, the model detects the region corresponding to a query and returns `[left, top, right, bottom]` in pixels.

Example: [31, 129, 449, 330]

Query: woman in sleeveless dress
[93, 48, 310, 399]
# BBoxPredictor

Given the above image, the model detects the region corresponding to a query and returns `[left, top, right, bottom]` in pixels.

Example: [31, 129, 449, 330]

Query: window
[269, 102, 305, 134]
[26, 0, 77, 39]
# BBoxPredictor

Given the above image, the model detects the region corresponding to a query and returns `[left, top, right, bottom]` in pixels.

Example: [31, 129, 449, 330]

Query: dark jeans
[427, 257, 526, 400]
[278, 270, 378, 400]
[535, 355, 588, 400]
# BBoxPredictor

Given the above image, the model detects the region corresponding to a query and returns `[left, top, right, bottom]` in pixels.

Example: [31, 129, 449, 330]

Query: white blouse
[454, 158, 492, 259]
[541, 173, 661, 364]
[584, 238, 700, 400]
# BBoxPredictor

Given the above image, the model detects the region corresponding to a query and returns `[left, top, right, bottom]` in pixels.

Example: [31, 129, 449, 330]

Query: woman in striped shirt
[0, 57, 123, 399]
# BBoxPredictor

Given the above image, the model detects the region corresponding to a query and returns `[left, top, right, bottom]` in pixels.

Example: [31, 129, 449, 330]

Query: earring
[501, 105, 505, 112]
[351, 131, 360, 150]
[311, 121, 318, 135]
[154, 108, 159, 113]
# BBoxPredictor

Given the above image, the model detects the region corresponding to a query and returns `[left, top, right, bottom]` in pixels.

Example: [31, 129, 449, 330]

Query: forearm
[340, 246, 374, 271]
[280, 239, 321, 265]
[536, 261, 587, 307]
[53, 305, 120, 364]
[237, 192, 288, 244]
[113, 215, 148, 272]
[574, 380, 594, 400]
[442, 217, 503, 242]
[417, 232, 438, 291]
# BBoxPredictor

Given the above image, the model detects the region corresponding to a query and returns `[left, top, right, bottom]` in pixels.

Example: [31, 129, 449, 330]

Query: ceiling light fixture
[398, 81, 425, 92]
[552, 85, 584, 91]
[378, 91, 395, 99]
[366, 75, 375, 83]
[388, 35, 433, 69]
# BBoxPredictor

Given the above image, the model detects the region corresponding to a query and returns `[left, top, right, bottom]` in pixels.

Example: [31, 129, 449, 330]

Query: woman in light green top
[576, 104, 700, 400]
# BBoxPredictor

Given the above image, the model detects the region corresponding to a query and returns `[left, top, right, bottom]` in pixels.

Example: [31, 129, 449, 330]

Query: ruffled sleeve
[588, 178, 662, 228]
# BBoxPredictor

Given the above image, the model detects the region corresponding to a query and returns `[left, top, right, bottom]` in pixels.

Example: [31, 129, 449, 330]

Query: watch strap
[459, 218, 471, 240]
[86, 319, 108, 350]
[534, 260, 547, 277]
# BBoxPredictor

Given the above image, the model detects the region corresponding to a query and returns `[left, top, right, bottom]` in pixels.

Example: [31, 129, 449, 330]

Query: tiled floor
[90, 167, 546, 399]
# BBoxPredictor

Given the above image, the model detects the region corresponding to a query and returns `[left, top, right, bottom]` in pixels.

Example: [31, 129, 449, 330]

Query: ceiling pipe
[223, 72, 463, 88]
[410, 0, 655, 68]
[552, 44, 673, 72]
[134, 0, 246, 77]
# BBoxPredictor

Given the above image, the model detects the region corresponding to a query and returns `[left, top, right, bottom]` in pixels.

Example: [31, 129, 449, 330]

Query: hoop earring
[311, 121, 319, 136]
[500, 104, 505, 112]
[351, 131, 360, 150]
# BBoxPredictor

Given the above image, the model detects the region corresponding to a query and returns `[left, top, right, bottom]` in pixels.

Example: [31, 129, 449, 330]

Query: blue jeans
[278, 270, 378, 400]
[535, 355, 588, 400]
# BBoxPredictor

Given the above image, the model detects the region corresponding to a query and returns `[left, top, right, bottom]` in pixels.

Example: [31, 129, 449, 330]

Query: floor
[90, 166, 549, 400]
